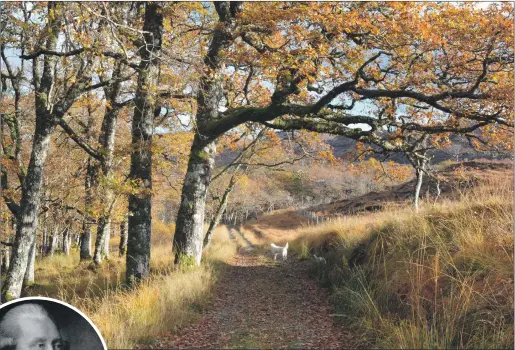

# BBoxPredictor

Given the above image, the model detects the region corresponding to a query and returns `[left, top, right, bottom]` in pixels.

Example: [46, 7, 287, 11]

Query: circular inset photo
[0, 297, 106, 350]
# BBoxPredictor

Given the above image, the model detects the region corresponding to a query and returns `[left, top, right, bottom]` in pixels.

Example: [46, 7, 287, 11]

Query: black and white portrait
[0, 298, 105, 350]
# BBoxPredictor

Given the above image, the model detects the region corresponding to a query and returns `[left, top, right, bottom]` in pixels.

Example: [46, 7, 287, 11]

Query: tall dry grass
[29, 224, 238, 348]
[292, 175, 514, 349]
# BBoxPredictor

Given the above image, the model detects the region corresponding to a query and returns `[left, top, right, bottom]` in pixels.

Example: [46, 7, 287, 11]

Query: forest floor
[141, 227, 353, 349]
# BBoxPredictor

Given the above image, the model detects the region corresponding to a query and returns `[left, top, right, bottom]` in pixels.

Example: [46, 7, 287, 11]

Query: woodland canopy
[0, 2, 512, 299]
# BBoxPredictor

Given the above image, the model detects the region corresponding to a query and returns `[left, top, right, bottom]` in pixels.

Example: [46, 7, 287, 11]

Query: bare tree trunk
[4, 3, 62, 299]
[23, 238, 36, 287]
[126, 2, 163, 284]
[4, 122, 55, 299]
[2, 219, 11, 277]
[414, 162, 426, 212]
[80, 159, 96, 260]
[104, 221, 110, 259]
[2, 247, 10, 273]
[93, 216, 110, 264]
[119, 220, 128, 257]
[80, 221, 92, 260]
[58, 231, 62, 251]
[92, 67, 122, 265]
[174, 138, 216, 264]
[203, 168, 239, 249]
[41, 213, 48, 256]
[63, 227, 71, 256]
[173, 3, 241, 266]
[49, 228, 58, 257]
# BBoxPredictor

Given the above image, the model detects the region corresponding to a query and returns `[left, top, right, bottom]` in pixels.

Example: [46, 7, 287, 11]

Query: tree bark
[93, 216, 110, 264]
[2, 247, 9, 274]
[49, 229, 57, 257]
[92, 66, 122, 265]
[104, 221, 110, 259]
[174, 138, 216, 263]
[80, 220, 92, 260]
[41, 212, 48, 256]
[203, 168, 239, 249]
[119, 220, 128, 257]
[63, 226, 71, 256]
[126, 2, 163, 284]
[3, 2, 62, 299]
[414, 159, 428, 212]
[173, 2, 241, 265]
[414, 167, 423, 211]
[80, 158, 96, 260]
[4, 120, 55, 299]
[23, 238, 36, 286]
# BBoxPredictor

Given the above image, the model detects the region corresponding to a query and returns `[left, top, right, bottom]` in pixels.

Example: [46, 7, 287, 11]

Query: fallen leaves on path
[139, 248, 353, 349]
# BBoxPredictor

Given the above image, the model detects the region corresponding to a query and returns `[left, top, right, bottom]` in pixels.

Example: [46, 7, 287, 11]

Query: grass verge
[292, 176, 514, 349]
[29, 225, 237, 348]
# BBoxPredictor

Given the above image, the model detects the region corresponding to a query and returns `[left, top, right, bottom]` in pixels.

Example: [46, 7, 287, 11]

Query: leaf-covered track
[144, 248, 352, 349]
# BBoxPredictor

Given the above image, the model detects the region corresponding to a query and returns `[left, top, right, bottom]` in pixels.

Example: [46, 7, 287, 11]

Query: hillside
[240, 160, 513, 232]
[308, 160, 513, 217]
[238, 160, 514, 349]
[322, 133, 513, 164]
[217, 133, 514, 167]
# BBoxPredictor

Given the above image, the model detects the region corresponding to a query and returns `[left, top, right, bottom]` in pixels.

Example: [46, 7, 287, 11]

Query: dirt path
[149, 230, 352, 349]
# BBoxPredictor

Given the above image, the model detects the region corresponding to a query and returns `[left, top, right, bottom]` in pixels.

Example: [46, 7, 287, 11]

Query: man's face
[13, 316, 65, 350]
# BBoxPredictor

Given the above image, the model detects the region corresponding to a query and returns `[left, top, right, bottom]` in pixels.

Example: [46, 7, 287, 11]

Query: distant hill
[216, 132, 513, 167]
[321, 133, 513, 164]
[307, 160, 513, 217]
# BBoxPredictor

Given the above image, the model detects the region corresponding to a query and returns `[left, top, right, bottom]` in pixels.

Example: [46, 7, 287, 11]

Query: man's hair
[0, 303, 53, 337]
[0, 303, 67, 350]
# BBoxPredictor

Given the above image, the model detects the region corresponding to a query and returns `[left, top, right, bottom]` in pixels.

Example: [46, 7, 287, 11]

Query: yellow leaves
[316, 150, 336, 166]
[349, 158, 412, 184]
[265, 129, 281, 144]
[431, 133, 452, 150]
[237, 174, 250, 190]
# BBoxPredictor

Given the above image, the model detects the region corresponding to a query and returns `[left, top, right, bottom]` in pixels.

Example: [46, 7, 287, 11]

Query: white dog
[313, 254, 327, 264]
[270, 242, 289, 261]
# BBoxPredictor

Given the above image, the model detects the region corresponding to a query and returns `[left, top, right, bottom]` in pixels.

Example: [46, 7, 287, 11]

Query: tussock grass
[30, 225, 237, 348]
[83, 265, 214, 348]
[31, 250, 125, 300]
[293, 176, 514, 349]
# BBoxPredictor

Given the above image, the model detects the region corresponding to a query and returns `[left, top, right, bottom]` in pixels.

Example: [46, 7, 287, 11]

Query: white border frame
[0, 296, 107, 350]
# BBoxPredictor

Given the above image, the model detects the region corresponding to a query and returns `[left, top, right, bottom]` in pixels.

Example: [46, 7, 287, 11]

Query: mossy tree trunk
[174, 137, 216, 263]
[4, 118, 55, 298]
[173, 2, 242, 265]
[126, 2, 163, 284]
